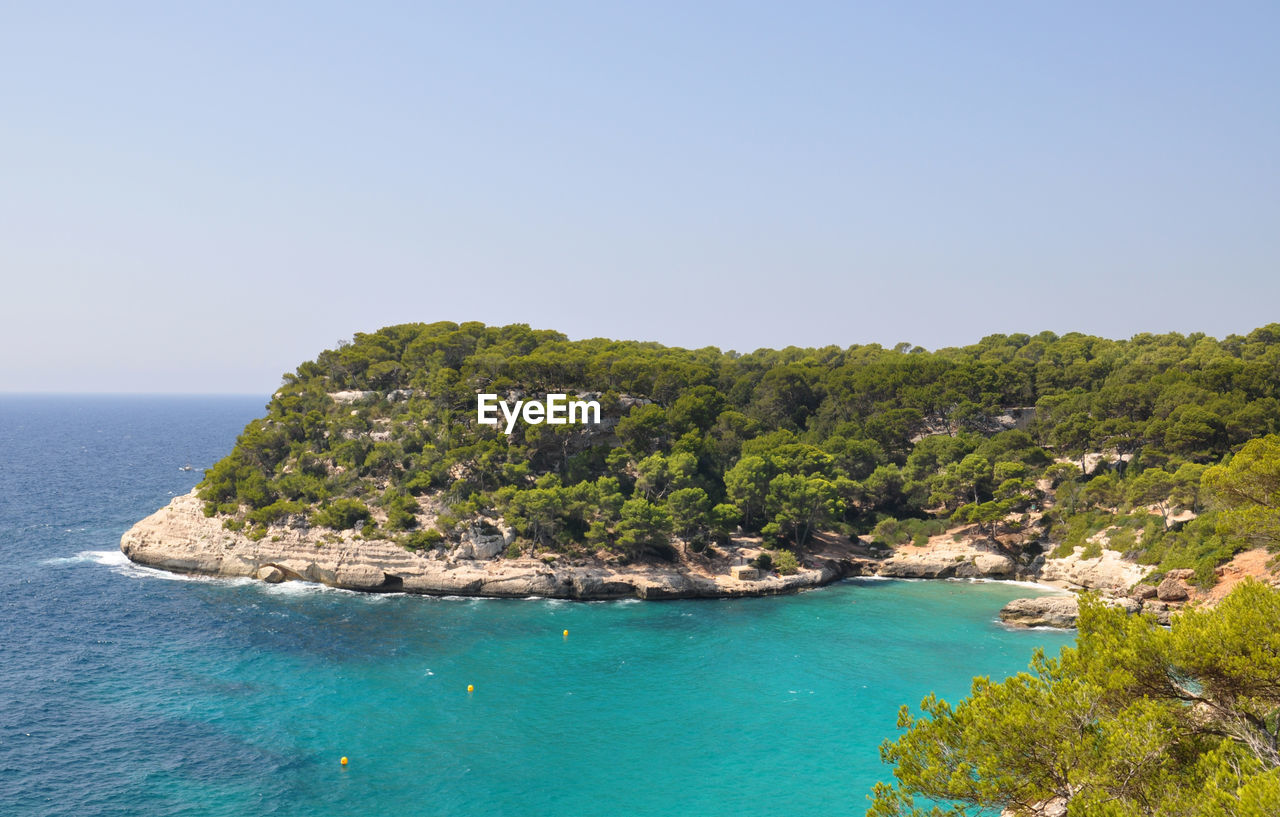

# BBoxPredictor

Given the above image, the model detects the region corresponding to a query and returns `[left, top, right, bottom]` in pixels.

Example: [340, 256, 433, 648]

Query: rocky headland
[121, 489, 1185, 618]
[135, 324, 1280, 636]
[122, 490, 868, 600]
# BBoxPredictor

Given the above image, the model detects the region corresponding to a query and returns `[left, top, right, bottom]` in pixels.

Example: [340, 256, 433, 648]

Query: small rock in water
[998, 595, 1080, 628]
[255, 565, 286, 583]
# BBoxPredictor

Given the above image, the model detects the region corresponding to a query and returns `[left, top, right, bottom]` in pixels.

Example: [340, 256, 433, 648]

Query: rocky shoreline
[121, 490, 1166, 621]
[996, 567, 1207, 628]
[121, 491, 871, 600]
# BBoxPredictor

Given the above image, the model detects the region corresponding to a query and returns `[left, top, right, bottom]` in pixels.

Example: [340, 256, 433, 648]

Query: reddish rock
[1157, 575, 1190, 601]
[1131, 583, 1158, 600]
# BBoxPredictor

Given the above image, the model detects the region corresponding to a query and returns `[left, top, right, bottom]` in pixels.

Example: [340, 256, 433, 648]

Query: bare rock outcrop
[122, 490, 1192, 619]
[1157, 569, 1195, 601]
[998, 595, 1081, 628]
[1130, 583, 1158, 600]
[875, 536, 1022, 581]
[121, 490, 861, 600]
[255, 565, 285, 583]
[999, 594, 1146, 628]
[1039, 546, 1149, 593]
[1002, 796, 1068, 817]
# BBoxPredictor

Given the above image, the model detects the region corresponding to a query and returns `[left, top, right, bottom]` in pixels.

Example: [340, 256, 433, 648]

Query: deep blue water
[0, 396, 1073, 816]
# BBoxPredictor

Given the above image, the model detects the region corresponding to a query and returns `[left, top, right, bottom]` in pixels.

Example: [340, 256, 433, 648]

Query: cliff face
[125, 490, 1194, 623]
[121, 490, 871, 600]
[874, 534, 1027, 580]
[121, 491, 1061, 600]
[1038, 545, 1149, 593]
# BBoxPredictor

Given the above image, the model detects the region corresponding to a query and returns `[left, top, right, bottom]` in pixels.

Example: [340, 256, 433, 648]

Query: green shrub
[1107, 527, 1137, 553]
[1192, 561, 1218, 588]
[402, 528, 443, 551]
[435, 512, 460, 534]
[751, 552, 773, 572]
[871, 516, 948, 547]
[382, 491, 420, 531]
[312, 498, 371, 530]
[772, 549, 800, 575]
[248, 499, 305, 527]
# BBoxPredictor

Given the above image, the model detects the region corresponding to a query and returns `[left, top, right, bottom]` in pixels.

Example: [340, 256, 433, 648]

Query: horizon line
[0, 391, 270, 397]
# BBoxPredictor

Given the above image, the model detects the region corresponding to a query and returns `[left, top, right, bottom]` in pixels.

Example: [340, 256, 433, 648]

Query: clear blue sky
[3, 2, 1277, 393]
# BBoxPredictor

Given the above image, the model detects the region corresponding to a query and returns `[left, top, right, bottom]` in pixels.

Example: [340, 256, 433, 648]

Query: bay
[0, 397, 1073, 816]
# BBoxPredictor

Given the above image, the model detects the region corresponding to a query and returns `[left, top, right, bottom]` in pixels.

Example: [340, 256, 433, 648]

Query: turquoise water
[0, 397, 1074, 816]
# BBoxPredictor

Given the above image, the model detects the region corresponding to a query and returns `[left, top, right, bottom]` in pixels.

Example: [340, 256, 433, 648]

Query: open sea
[0, 396, 1074, 816]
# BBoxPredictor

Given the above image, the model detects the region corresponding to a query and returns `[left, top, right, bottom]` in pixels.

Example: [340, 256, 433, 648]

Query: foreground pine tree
[869, 581, 1280, 816]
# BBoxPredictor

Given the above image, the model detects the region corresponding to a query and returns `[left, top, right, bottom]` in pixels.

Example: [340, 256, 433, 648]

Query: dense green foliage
[1205, 436, 1280, 552]
[198, 321, 1280, 569]
[869, 581, 1280, 816]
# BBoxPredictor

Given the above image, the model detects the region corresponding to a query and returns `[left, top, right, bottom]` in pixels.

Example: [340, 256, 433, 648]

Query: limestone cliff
[1037, 545, 1149, 593]
[122, 490, 871, 600]
[121, 491, 1053, 599]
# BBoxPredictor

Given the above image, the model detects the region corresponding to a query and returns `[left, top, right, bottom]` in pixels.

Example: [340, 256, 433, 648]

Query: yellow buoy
[563, 629, 569, 637]
[467, 684, 474, 693]
[340, 756, 348, 766]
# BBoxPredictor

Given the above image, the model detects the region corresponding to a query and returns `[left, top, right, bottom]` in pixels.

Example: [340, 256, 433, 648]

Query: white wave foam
[53, 550, 256, 586]
[51, 551, 388, 596]
[42, 549, 132, 567]
[41, 555, 88, 566]
[128, 566, 256, 587]
[256, 581, 408, 600]
[86, 549, 132, 567]
[996, 621, 1077, 632]
[257, 580, 338, 596]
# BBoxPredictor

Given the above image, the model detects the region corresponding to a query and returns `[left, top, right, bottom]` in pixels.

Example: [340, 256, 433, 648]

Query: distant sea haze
[0, 396, 1072, 816]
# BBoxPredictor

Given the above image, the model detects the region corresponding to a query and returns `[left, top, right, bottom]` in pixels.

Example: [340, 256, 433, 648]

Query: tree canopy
[197, 321, 1280, 572]
[869, 581, 1280, 816]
